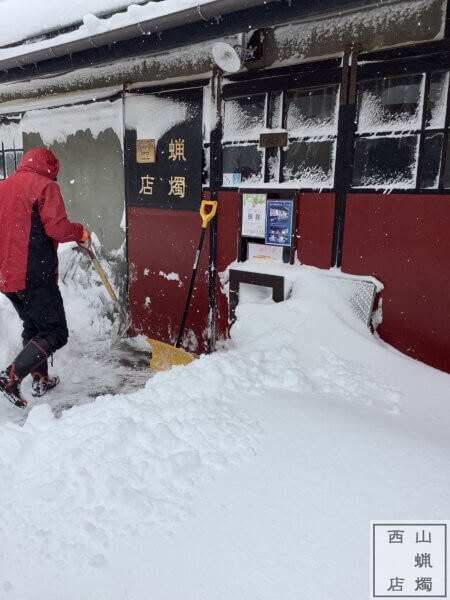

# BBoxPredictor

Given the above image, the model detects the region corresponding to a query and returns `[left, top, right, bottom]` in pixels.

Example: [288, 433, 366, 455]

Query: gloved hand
[80, 228, 90, 243]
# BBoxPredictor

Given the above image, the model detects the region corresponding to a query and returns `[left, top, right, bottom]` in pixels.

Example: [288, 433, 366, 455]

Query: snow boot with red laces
[32, 373, 60, 397]
[0, 367, 26, 408]
[0, 339, 52, 408]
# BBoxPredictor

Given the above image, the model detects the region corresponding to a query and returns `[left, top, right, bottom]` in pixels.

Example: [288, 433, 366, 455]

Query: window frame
[222, 82, 340, 190]
[0, 143, 24, 180]
[221, 91, 268, 186]
[221, 49, 450, 194]
[352, 69, 450, 192]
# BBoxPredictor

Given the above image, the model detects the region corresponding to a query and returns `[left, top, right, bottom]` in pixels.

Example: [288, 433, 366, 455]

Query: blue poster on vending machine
[265, 200, 294, 246]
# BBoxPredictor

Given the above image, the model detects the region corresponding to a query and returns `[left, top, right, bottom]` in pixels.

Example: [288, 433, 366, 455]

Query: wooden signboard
[259, 131, 288, 148]
[125, 88, 202, 212]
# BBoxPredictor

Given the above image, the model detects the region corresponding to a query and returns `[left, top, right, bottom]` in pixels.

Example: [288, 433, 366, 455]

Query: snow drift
[0, 245, 449, 600]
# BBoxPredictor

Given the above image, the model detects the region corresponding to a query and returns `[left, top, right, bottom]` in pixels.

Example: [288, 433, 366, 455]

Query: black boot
[32, 373, 60, 397]
[26, 340, 49, 381]
[0, 339, 51, 408]
[29, 353, 59, 397]
[0, 368, 27, 408]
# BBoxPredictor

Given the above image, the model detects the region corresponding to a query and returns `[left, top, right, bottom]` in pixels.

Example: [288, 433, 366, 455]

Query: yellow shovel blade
[147, 338, 196, 371]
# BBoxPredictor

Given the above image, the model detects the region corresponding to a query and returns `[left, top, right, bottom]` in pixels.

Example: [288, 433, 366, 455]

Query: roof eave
[1, 0, 268, 72]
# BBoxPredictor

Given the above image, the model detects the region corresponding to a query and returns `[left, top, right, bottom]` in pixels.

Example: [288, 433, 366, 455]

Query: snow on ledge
[226, 259, 383, 292]
[20, 99, 124, 150]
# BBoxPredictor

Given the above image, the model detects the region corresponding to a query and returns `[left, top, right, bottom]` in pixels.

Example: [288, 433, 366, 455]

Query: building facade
[0, 0, 449, 371]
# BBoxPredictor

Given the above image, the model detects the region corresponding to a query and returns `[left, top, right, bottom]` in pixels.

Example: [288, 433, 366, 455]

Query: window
[353, 136, 418, 188]
[357, 74, 423, 133]
[223, 94, 266, 141]
[353, 71, 450, 189]
[0, 117, 23, 180]
[282, 85, 338, 187]
[285, 86, 338, 134]
[223, 144, 263, 183]
[222, 94, 266, 185]
[283, 139, 335, 186]
[221, 65, 449, 191]
[222, 85, 339, 188]
[0, 145, 23, 180]
[353, 74, 423, 188]
[421, 132, 443, 189]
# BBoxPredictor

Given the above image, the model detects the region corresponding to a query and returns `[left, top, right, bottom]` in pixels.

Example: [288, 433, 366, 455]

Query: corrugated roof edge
[0, 0, 268, 72]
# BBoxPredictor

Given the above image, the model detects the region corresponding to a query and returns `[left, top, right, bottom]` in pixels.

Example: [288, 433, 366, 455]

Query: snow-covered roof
[0, 0, 145, 47]
[0, 0, 266, 73]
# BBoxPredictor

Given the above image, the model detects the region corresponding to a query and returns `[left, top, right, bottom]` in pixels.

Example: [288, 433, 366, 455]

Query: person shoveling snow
[0, 148, 90, 408]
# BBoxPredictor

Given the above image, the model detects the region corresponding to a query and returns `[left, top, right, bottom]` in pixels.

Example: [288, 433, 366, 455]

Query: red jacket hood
[17, 148, 59, 180]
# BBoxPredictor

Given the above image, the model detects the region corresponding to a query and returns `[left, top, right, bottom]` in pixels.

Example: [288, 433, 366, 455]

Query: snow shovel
[77, 239, 131, 346]
[148, 199, 218, 371]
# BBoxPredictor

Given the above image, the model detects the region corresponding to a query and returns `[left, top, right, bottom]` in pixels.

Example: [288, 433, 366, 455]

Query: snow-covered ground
[0, 244, 449, 600]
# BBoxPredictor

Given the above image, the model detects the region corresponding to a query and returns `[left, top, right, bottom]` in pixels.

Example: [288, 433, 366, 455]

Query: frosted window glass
[420, 133, 443, 188]
[425, 71, 449, 129]
[223, 95, 265, 142]
[223, 145, 263, 184]
[286, 85, 338, 136]
[353, 136, 419, 188]
[357, 74, 424, 133]
[282, 139, 336, 188]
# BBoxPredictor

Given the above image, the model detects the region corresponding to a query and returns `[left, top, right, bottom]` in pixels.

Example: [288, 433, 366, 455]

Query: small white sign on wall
[223, 172, 242, 186]
[248, 242, 283, 262]
[242, 193, 267, 238]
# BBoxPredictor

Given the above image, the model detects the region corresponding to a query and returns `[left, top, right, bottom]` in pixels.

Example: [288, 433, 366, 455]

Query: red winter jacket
[0, 148, 83, 293]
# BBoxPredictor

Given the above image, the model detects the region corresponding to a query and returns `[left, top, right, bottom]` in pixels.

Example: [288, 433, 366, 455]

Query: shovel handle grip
[77, 239, 95, 261]
[200, 200, 218, 229]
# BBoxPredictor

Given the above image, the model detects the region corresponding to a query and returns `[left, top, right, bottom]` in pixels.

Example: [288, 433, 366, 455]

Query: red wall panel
[127, 206, 210, 353]
[342, 193, 450, 373]
[127, 193, 240, 352]
[297, 192, 335, 269]
[128, 192, 450, 373]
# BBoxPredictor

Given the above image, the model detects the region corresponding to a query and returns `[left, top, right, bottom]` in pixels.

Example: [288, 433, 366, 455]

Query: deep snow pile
[0, 244, 263, 567]
[0, 248, 449, 600]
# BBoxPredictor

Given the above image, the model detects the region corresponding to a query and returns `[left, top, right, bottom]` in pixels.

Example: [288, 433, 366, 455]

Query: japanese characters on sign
[137, 138, 187, 199]
[138, 141, 187, 199]
[242, 193, 267, 238]
[168, 138, 186, 162]
[265, 200, 294, 247]
[168, 174, 186, 198]
[247, 242, 284, 262]
[139, 175, 155, 195]
[371, 522, 448, 598]
[125, 89, 202, 212]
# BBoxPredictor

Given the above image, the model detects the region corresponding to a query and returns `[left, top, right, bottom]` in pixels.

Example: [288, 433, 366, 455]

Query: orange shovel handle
[200, 200, 218, 228]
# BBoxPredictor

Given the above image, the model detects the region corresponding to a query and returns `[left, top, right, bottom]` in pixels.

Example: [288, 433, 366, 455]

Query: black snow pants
[3, 283, 69, 377]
